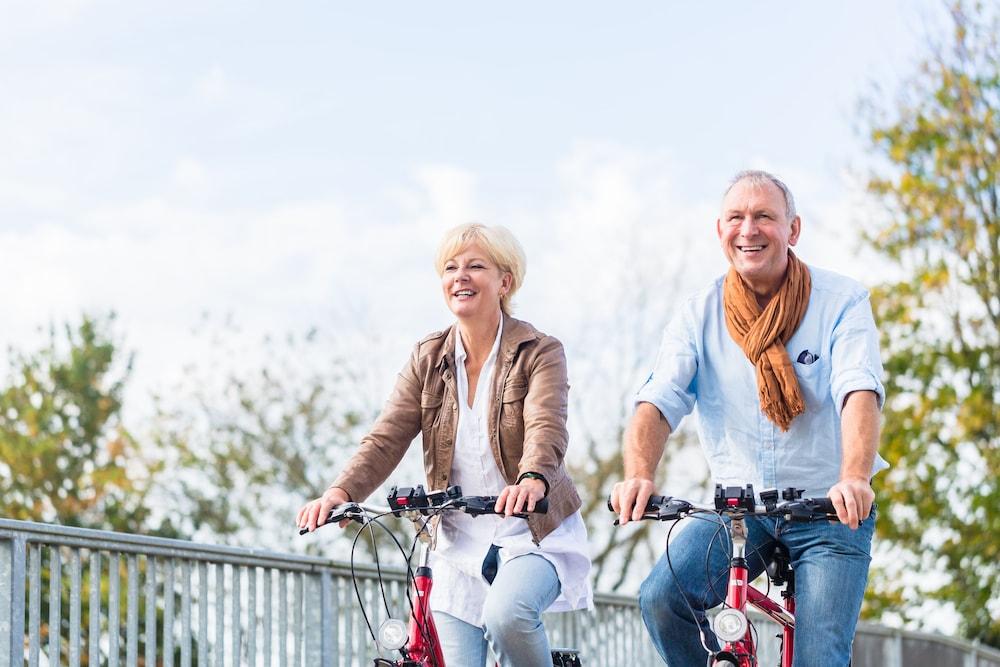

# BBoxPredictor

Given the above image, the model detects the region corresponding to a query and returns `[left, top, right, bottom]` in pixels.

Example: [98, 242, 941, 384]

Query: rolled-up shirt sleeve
[830, 291, 886, 415]
[635, 304, 698, 432]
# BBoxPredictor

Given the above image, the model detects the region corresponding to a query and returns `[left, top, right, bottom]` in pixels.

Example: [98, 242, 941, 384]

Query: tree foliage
[150, 323, 404, 556]
[862, 1, 999, 646]
[0, 315, 166, 534]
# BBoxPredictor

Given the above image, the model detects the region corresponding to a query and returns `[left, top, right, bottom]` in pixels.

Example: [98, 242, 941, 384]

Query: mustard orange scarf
[723, 251, 811, 431]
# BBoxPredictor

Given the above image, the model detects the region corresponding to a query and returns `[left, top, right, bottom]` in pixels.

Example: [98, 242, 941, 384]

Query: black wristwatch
[516, 471, 550, 497]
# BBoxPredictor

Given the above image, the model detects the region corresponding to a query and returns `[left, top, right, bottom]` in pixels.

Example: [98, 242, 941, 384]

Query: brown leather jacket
[331, 315, 581, 544]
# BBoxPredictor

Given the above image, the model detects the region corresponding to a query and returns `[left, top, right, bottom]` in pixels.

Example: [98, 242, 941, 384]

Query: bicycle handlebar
[301, 484, 548, 534]
[608, 484, 839, 524]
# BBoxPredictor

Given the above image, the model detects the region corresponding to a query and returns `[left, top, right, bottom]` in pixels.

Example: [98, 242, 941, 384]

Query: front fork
[713, 516, 755, 666]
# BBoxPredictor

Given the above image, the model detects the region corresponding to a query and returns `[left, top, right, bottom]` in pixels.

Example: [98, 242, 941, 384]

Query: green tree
[150, 322, 403, 556]
[861, 1, 999, 646]
[0, 315, 177, 666]
[0, 315, 165, 534]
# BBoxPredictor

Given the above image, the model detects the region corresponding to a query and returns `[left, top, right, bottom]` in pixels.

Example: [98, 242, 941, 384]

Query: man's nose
[739, 216, 759, 236]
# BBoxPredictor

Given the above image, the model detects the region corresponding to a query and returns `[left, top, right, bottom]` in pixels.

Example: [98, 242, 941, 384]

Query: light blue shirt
[636, 265, 888, 499]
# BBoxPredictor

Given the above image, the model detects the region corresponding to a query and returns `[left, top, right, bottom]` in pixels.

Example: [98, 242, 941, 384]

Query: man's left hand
[827, 477, 874, 529]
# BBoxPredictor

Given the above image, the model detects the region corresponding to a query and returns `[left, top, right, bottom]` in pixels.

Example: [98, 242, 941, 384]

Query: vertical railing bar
[163, 559, 175, 667]
[69, 549, 82, 667]
[320, 570, 332, 667]
[109, 552, 121, 667]
[279, 571, 288, 667]
[28, 543, 41, 667]
[329, 577, 342, 664]
[145, 556, 157, 667]
[232, 566, 242, 666]
[89, 551, 103, 666]
[126, 554, 138, 667]
[303, 573, 322, 666]
[48, 547, 62, 667]
[1, 536, 27, 667]
[198, 561, 208, 667]
[264, 569, 272, 667]
[215, 563, 224, 667]
[248, 566, 257, 666]
[292, 573, 303, 667]
[181, 559, 192, 667]
[343, 574, 354, 667]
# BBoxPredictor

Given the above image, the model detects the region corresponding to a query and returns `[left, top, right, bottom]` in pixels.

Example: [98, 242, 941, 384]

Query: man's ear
[788, 216, 801, 246]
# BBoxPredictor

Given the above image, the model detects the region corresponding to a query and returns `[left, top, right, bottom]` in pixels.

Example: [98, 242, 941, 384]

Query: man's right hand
[296, 486, 352, 533]
[610, 478, 657, 525]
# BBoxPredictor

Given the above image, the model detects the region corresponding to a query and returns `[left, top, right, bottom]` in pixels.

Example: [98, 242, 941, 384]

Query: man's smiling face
[716, 178, 800, 299]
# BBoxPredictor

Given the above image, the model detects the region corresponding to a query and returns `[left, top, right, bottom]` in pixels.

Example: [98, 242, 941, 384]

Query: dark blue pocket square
[796, 350, 819, 365]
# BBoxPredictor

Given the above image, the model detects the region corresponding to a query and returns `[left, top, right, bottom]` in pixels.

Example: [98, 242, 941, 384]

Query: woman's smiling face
[440, 242, 511, 321]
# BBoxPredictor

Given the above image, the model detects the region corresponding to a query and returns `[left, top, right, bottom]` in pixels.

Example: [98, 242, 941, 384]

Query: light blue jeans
[638, 508, 876, 666]
[435, 554, 561, 667]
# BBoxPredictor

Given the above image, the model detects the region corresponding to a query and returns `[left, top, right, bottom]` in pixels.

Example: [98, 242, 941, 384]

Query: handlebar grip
[605, 494, 670, 513]
[784, 497, 839, 522]
[533, 498, 549, 514]
[299, 502, 361, 535]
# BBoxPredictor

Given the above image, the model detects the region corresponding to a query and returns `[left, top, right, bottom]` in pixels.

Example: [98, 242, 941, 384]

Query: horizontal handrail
[3, 517, 998, 665]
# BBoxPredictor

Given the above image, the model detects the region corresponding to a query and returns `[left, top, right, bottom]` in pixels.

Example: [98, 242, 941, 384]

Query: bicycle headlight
[713, 608, 748, 642]
[377, 618, 408, 651]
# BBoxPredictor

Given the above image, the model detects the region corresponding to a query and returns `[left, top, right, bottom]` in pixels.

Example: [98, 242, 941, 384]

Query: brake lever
[299, 502, 364, 535]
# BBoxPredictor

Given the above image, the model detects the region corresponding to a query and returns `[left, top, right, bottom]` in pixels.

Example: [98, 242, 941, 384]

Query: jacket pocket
[501, 381, 528, 402]
[421, 390, 443, 429]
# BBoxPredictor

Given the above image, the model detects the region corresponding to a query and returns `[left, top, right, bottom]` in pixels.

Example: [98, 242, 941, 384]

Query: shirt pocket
[792, 358, 830, 410]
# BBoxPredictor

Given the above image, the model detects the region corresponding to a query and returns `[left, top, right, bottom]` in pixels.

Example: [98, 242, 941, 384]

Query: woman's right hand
[296, 486, 352, 533]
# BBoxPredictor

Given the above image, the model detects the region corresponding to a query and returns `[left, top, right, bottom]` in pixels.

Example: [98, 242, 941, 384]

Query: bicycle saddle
[765, 542, 793, 586]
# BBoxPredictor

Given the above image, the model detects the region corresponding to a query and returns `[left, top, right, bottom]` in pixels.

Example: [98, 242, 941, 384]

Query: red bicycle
[302, 484, 582, 667]
[613, 484, 839, 667]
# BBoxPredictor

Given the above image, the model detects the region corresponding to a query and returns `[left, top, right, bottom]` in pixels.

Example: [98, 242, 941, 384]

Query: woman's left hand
[494, 478, 546, 517]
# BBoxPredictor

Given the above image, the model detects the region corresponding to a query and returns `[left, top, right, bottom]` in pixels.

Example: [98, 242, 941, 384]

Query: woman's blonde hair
[435, 223, 526, 315]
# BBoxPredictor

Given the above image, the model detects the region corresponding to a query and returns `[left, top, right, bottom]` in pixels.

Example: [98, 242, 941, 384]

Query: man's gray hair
[724, 170, 797, 220]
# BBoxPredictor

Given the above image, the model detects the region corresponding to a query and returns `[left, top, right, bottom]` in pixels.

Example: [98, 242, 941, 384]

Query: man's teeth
[739, 246, 765, 252]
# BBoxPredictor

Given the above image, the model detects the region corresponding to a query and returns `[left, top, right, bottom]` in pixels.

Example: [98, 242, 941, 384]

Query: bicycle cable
[348, 509, 420, 650]
[665, 512, 716, 657]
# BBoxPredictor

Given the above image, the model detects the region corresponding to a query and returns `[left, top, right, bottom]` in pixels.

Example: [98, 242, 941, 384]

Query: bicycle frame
[401, 538, 445, 666]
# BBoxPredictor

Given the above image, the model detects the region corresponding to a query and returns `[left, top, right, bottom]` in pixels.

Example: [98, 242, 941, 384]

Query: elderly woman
[296, 223, 591, 666]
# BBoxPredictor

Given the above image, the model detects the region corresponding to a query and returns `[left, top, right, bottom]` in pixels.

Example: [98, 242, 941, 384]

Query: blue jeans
[638, 509, 875, 666]
[436, 554, 561, 667]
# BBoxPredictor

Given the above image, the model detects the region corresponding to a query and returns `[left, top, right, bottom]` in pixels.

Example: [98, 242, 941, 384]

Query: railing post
[0, 535, 28, 667]
[304, 573, 323, 666]
[320, 570, 333, 667]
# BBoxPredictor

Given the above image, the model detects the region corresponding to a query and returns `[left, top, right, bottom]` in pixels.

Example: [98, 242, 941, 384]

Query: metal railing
[0, 519, 653, 665]
[3, 518, 998, 666]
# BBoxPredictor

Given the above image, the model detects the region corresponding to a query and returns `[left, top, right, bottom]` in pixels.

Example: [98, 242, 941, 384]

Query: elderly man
[610, 170, 886, 666]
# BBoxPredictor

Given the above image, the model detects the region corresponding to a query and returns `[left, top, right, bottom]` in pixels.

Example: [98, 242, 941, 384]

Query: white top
[428, 316, 593, 626]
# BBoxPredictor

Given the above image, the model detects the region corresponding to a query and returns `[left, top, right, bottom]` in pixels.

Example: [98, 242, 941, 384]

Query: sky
[1, 1, 950, 412]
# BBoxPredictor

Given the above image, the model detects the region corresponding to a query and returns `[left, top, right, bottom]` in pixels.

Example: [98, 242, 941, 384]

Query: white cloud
[196, 64, 229, 104]
[171, 158, 209, 191]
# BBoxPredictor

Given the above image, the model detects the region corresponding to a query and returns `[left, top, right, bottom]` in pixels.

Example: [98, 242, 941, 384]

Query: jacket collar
[435, 313, 538, 371]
